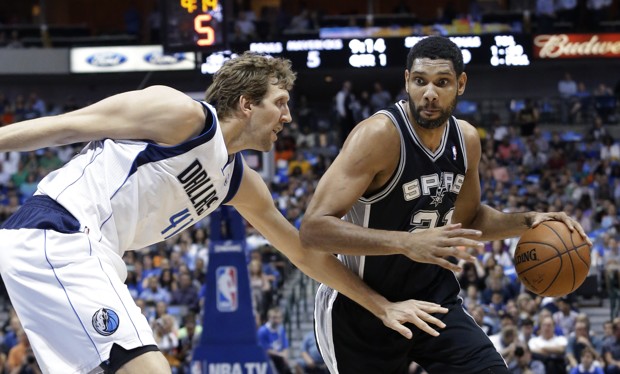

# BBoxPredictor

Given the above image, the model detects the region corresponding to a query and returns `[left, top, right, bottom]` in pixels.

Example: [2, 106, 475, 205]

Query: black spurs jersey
[342, 100, 468, 305]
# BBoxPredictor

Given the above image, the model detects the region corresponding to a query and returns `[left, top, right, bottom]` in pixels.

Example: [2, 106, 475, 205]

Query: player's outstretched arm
[300, 117, 481, 272]
[229, 165, 447, 339]
[0, 85, 205, 152]
[451, 120, 591, 245]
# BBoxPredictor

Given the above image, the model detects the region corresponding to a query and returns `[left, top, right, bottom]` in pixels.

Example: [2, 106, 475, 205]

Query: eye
[414, 77, 425, 85]
[437, 79, 449, 87]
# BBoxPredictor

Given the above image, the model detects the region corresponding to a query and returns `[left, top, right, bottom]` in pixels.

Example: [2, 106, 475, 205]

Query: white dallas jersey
[36, 101, 242, 256]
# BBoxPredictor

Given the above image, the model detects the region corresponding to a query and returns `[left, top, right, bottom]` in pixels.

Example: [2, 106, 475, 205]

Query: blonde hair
[205, 52, 296, 120]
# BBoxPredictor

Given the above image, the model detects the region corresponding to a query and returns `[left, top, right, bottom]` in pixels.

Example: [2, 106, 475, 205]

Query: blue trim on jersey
[43, 230, 103, 361]
[123, 103, 217, 182]
[222, 153, 244, 204]
[0, 195, 81, 233]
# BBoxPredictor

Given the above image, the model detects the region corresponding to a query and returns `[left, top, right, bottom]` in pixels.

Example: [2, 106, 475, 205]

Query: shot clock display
[161, 0, 226, 52]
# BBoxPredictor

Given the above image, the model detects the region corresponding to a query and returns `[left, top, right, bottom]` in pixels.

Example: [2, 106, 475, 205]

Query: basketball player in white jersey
[0, 52, 483, 374]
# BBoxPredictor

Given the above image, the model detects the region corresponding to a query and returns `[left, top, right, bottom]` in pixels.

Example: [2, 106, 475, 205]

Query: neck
[220, 117, 246, 154]
[413, 123, 446, 152]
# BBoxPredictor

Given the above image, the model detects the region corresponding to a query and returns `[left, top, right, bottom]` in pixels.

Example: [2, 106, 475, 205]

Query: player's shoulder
[351, 113, 400, 144]
[142, 85, 186, 97]
[454, 118, 482, 146]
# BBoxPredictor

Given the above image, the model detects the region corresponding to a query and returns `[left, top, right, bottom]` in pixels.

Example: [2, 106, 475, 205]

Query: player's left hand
[530, 212, 592, 246]
[379, 300, 448, 340]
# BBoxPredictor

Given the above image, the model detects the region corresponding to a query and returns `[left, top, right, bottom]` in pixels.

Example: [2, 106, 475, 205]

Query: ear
[238, 95, 252, 117]
[457, 72, 467, 96]
[404, 70, 409, 93]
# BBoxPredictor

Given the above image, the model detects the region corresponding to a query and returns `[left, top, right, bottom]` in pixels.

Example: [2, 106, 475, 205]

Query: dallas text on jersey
[177, 159, 219, 215]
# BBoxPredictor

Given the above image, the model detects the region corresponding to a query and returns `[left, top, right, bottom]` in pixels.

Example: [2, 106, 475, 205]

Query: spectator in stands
[458, 261, 486, 293]
[6, 329, 32, 372]
[602, 320, 620, 373]
[125, 269, 142, 299]
[141, 253, 162, 282]
[38, 148, 63, 174]
[170, 272, 200, 314]
[18, 173, 38, 198]
[258, 306, 292, 374]
[516, 98, 539, 137]
[508, 343, 546, 374]
[490, 325, 520, 367]
[334, 80, 356, 147]
[593, 83, 616, 123]
[152, 314, 180, 370]
[553, 297, 579, 337]
[369, 82, 392, 113]
[2, 315, 21, 356]
[566, 319, 603, 370]
[570, 347, 603, 374]
[295, 330, 328, 374]
[288, 151, 312, 176]
[571, 82, 592, 122]
[28, 93, 45, 115]
[176, 312, 201, 373]
[603, 321, 615, 346]
[471, 304, 496, 335]
[249, 258, 272, 323]
[139, 275, 172, 305]
[175, 236, 197, 272]
[519, 318, 536, 346]
[528, 315, 568, 374]
[159, 267, 175, 292]
[605, 258, 620, 320]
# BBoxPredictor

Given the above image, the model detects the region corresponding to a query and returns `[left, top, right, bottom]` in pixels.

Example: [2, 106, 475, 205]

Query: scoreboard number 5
[194, 14, 215, 46]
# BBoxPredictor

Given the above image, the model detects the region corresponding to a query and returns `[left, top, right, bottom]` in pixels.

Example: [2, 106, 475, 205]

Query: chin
[258, 143, 273, 152]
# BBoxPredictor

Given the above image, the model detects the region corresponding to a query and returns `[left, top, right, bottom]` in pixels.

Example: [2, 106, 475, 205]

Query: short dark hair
[406, 36, 464, 76]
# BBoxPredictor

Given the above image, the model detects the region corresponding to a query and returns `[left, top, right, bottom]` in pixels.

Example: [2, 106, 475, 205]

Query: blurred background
[1, 1, 620, 373]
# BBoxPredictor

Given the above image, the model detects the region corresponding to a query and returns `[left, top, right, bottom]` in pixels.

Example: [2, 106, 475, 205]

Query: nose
[281, 104, 292, 123]
[423, 84, 438, 102]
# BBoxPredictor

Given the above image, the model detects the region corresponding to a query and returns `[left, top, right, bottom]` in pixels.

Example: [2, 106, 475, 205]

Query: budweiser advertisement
[533, 33, 620, 59]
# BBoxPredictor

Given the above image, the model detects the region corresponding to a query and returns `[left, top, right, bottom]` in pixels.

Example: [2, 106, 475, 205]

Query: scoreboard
[200, 34, 531, 74]
[161, 0, 226, 52]
[159, 1, 531, 72]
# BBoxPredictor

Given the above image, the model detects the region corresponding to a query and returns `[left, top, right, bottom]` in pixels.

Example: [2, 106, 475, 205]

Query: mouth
[421, 108, 439, 116]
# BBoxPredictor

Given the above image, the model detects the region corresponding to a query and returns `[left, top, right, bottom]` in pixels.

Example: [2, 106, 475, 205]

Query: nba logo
[216, 266, 238, 312]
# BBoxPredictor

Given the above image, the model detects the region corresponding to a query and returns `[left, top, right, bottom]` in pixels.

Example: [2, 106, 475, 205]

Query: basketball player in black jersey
[300, 36, 591, 374]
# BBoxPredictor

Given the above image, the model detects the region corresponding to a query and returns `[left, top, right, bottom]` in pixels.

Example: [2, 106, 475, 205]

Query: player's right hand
[402, 223, 483, 272]
[380, 300, 448, 339]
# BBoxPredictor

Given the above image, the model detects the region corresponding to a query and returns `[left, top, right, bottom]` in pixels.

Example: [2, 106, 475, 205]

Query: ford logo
[86, 53, 127, 67]
[144, 52, 185, 65]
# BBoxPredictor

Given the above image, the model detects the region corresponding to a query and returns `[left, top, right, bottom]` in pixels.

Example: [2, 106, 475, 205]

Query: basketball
[514, 220, 591, 297]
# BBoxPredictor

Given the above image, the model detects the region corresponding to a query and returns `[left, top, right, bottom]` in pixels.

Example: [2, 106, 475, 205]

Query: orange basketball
[514, 220, 591, 297]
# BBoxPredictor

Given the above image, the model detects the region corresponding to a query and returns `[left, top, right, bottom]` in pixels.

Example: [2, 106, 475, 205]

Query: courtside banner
[70, 45, 195, 73]
[533, 33, 620, 59]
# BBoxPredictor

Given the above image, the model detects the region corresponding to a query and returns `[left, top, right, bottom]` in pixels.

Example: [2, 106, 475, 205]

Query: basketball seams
[516, 221, 591, 296]
[572, 243, 591, 266]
